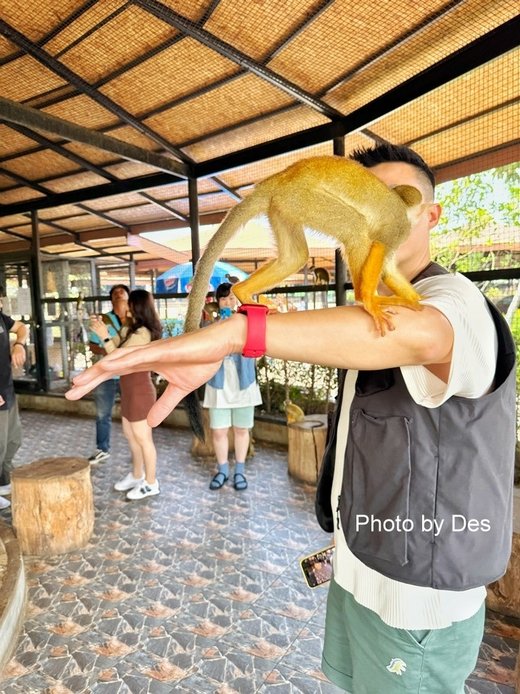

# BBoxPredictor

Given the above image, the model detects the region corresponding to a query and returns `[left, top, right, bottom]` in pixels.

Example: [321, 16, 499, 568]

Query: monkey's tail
[184, 190, 269, 333]
[184, 390, 205, 442]
[183, 187, 270, 441]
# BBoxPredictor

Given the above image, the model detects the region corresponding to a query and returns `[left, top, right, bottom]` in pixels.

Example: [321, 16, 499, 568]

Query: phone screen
[300, 545, 334, 588]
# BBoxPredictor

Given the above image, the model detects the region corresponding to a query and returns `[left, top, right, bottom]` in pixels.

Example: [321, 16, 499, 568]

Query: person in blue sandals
[203, 282, 262, 491]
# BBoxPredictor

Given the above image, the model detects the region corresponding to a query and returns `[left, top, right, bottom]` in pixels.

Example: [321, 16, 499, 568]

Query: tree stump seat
[11, 457, 94, 556]
[287, 414, 328, 484]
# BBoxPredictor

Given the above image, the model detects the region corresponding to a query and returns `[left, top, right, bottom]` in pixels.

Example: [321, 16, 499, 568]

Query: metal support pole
[129, 255, 136, 289]
[30, 211, 50, 391]
[333, 137, 347, 307]
[188, 177, 200, 273]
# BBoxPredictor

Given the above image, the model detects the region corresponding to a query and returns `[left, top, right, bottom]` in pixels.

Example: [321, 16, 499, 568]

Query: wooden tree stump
[11, 457, 94, 556]
[287, 414, 328, 484]
[487, 494, 520, 619]
[486, 532, 520, 618]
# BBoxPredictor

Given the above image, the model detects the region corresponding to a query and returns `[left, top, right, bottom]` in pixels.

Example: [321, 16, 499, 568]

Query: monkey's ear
[392, 184, 422, 208]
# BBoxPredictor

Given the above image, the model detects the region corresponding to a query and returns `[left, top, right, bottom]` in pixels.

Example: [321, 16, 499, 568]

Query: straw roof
[0, 1, 518, 271]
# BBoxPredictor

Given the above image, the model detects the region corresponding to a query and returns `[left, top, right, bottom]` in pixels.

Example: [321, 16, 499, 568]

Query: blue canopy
[155, 260, 248, 294]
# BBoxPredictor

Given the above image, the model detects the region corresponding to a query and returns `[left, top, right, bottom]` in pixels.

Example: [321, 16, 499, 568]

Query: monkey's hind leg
[232, 203, 309, 307]
[357, 241, 403, 335]
[381, 268, 422, 311]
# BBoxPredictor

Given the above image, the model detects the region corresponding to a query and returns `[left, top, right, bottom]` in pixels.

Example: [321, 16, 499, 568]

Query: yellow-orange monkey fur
[185, 155, 424, 336]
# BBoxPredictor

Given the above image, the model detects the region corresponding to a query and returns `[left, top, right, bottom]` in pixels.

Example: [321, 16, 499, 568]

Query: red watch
[237, 304, 270, 358]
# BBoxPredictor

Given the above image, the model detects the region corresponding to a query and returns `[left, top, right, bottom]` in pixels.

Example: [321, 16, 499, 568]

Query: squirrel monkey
[311, 267, 330, 286]
[185, 155, 424, 336]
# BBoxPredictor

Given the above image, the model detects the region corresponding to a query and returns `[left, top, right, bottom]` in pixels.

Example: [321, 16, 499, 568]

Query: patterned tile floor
[0, 409, 517, 693]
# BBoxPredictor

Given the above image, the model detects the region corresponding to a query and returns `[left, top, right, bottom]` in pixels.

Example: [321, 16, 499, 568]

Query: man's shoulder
[0, 313, 14, 330]
[416, 271, 482, 301]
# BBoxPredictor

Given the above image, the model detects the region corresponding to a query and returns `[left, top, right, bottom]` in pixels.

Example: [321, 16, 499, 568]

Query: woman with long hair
[89, 289, 163, 500]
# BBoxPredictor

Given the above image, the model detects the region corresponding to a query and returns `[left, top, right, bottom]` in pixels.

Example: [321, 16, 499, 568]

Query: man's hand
[11, 343, 25, 369]
[66, 317, 245, 427]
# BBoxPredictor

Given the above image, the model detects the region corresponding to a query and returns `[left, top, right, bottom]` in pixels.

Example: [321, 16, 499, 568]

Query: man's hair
[350, 143, 435, 193]
[216, 282, 232, 301]
[109, 283, 130, 300]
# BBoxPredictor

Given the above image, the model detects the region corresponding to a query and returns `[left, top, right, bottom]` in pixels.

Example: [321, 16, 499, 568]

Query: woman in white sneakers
[89, 289, 162, 500]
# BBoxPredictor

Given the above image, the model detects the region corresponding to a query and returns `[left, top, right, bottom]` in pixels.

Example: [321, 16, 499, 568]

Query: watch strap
[237, 304, 269, 358]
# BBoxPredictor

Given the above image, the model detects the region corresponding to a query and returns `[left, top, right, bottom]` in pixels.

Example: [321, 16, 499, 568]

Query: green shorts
[208, 406, 255, 429]
[322, 578, 485, 694]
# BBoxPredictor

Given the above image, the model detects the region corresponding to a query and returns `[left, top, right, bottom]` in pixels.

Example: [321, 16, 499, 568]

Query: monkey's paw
[257, 295, 280, 312]
[363, 295, 422, 336]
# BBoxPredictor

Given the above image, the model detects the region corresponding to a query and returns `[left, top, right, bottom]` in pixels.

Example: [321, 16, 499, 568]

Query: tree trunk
[287, 415, 327, 483]
[11, 457, 94, 556]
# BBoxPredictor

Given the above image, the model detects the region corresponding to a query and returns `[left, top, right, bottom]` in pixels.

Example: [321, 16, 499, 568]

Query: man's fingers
[65, 371, 111, 399]
[147, 384, 188, 427]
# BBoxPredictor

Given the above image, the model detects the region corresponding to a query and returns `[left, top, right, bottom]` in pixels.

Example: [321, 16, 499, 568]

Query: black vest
[315, 264, 516, 590]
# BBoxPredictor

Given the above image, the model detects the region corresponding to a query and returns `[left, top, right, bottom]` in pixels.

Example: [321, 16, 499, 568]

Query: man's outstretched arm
[66, 303, 453, 426]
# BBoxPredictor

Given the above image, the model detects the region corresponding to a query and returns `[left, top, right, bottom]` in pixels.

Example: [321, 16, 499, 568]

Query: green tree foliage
[432, 163, 519, 272]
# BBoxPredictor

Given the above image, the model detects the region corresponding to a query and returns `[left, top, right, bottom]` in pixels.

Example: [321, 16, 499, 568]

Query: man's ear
[428, 203, 442, 229]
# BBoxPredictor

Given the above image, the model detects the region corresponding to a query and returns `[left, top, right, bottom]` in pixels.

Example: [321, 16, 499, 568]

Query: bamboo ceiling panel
[97, 245, 136, 254]
[3, 222, 38, 236]
[54, 7, 175, 84]
[63, 142, 120, 167]
[267, 0, 448, 95]
[103, 125, 162, 151]
[39, 205, 89, 220]
[0, 0, 80, 42]
[55, 214, 114, 231]
[43, 171, 112, 194]
[104, 161, 159, 180]
[214, 141, 339, 190]
[43, 0, 129, 55]
[0, 173, 16, 189]
[57, 248, 101, 257]
[2, 149, 78, 181]
[370, 50, 518, 152]
[143, 181, 193, 200]
[43, 242, 90, 254]
[0, 187, 45, 205]
[414, 102, 519, 170]
[156, 0, 214, 22]
[101, 39, 240, 116]
[184, 106, 329, 162]
[204, 0, 328, 62]
[325, 0, 518, 115]
[0, 54, 65, 102]
[0, 213, 30, 227]
[145, 73, 295, 145]
[43, 95, 121, 131]
[158, 198, 189, 216]
[87, 236, 128, 248]
[0, 33, 15, 60]
[0, 126, 40, 160]
[110, 204, 172, 224]
[86, 192, 157, 212]
[197, 191, 239, 215]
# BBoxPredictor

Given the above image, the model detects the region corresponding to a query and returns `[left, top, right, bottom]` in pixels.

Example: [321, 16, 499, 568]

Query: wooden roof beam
[0, 18, 193, 169]
[0, 95, 188, 178]
[0, 172, 183, 216]
[3, 121, 189, 222]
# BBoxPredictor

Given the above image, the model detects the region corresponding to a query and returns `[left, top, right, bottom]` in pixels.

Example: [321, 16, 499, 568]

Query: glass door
[0, 258, 39, 391]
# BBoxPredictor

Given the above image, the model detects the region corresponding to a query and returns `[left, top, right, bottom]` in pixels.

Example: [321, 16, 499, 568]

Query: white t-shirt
[331, 272, 498, 629]
[203, 356, 262, 409]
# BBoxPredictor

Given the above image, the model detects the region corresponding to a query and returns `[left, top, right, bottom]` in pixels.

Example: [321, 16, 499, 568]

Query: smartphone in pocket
[300, 545, 334, 588]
